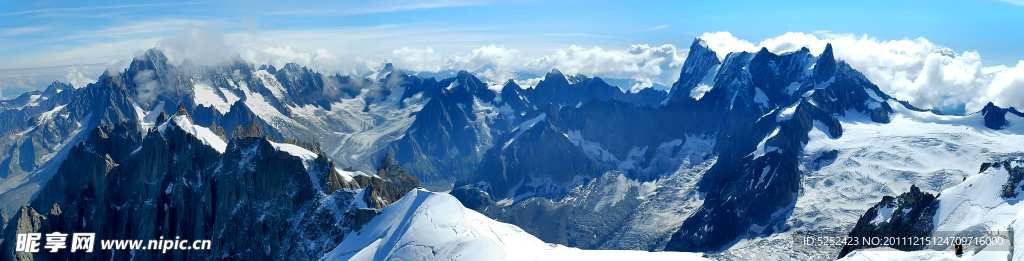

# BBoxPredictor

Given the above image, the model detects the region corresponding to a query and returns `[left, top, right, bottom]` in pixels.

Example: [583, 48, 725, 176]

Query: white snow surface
[869, 206, 894, 225]
[158, 115, 227, 153]
[776, 101, 799, 121]
[38, 105, 66, 123]
[839, 248, 1005, 261]
[192, 81, 239, 113]
[793, 101, 1024, 230]
[932, 161, 1024, 235]
[503, 113, 546, 149]
[322, 189, 710, 261]
[689, 64, 720, 101]
[271, 142, 318, 162]
[752, 127, 781, 159]
[753, 87, 769, 109]
[718, 101, 1024, 260]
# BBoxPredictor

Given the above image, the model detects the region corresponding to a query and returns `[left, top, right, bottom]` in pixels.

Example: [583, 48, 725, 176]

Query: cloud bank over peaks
[523, 44, 685, 88]
[385, 31, 1023, 113]
[130, 25, 1024, 114]
[384, 43, 686, 92]
[697, 31, 1024, 113]
[156, 25, 235, 66]
[64, 67, 95, 88]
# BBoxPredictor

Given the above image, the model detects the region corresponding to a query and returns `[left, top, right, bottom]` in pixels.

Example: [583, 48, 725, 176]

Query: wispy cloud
[60, 19, 229, 41]
[1, 2, 202, 16]
[642, 24, 669, 31]
[813, 30, 854, 39]
[0, 27, 47, 37]
[997, 0, 1024, 5]
[267, 0, 495, 16]
[542, 32, 619, 38]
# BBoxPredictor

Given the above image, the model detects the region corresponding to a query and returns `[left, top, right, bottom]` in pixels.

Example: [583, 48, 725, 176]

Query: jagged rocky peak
[280, 62, 304, 74]
[543, 68, 570, 85]
[376, 152, 420, 192]
[155, 110, 169, 125]
[352, 153, 421, 209]
[42, 81, 74, 95]
[174, 102, 193, 123]
[749, 47, 778, 68]
[980, 102, 1023, 130]
[668, 38, 721, 101]
[502, 79, 522, 92]
[128, 48, 169, 72]
[499, 79, 530, 111]
[436, 70, 494, 103]
[455, 70, 490, 91]
[812, 43, 838, 83]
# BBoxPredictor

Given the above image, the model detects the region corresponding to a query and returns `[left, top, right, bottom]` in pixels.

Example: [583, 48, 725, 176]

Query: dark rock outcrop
[996, 160, 1024, 198]
[837, 185, 939, 258]
[375, 152, 420, 193]
[980, 102, 1024, 130]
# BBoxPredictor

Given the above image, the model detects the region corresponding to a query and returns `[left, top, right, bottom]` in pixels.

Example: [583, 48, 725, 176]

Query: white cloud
[1, 3, 201, 16]
[986, 61, 1024, 109]
[64, 67, 95, 88]
[379, 43, 684, 91]
[642, 25, 669, 31]
[449, 45, 521, 82]
[0, 26, 47, 37]
[698, 32, 758, 61]
[133, 69, 160, 105]
[997, 0, 1024, 6]
[521, 44, 684, 87]
[391, 47, 446, 72]
[156, 25, 233, 66]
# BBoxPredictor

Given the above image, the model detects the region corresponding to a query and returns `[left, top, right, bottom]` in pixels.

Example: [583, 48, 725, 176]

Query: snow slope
[839, 156, 1024, 260]
[795, 101, 1024, 231]
[322, 189, 710, 261]
[159, 115, 228, 153]
[193, 81, 239, 113]
[715, 101, 1024, 260]
[839, 249, 996, 261]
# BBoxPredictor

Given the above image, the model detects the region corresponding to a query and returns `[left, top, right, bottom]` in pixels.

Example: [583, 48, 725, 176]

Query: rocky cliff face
[0, 108, 420, 260]
[836, 185, 939, 258]
[0, 70, 140, 214]
[663, 43, 903, 253]
[452, 171, 647, 249]
[980, 102, 1024, 130]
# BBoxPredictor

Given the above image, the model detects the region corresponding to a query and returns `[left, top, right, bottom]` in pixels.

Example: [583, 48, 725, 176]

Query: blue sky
[1, 0, 1023, 112]
[1, 0, 1022, 65]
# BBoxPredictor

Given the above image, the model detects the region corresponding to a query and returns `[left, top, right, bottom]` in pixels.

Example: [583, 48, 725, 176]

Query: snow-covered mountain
[322, 189, 710, 261]
[0, 36, 1023, 260]
[0, 106, 422, 260]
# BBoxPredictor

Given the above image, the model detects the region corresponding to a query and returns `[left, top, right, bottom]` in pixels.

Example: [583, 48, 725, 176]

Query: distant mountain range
[1, 37, 1023, 260]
